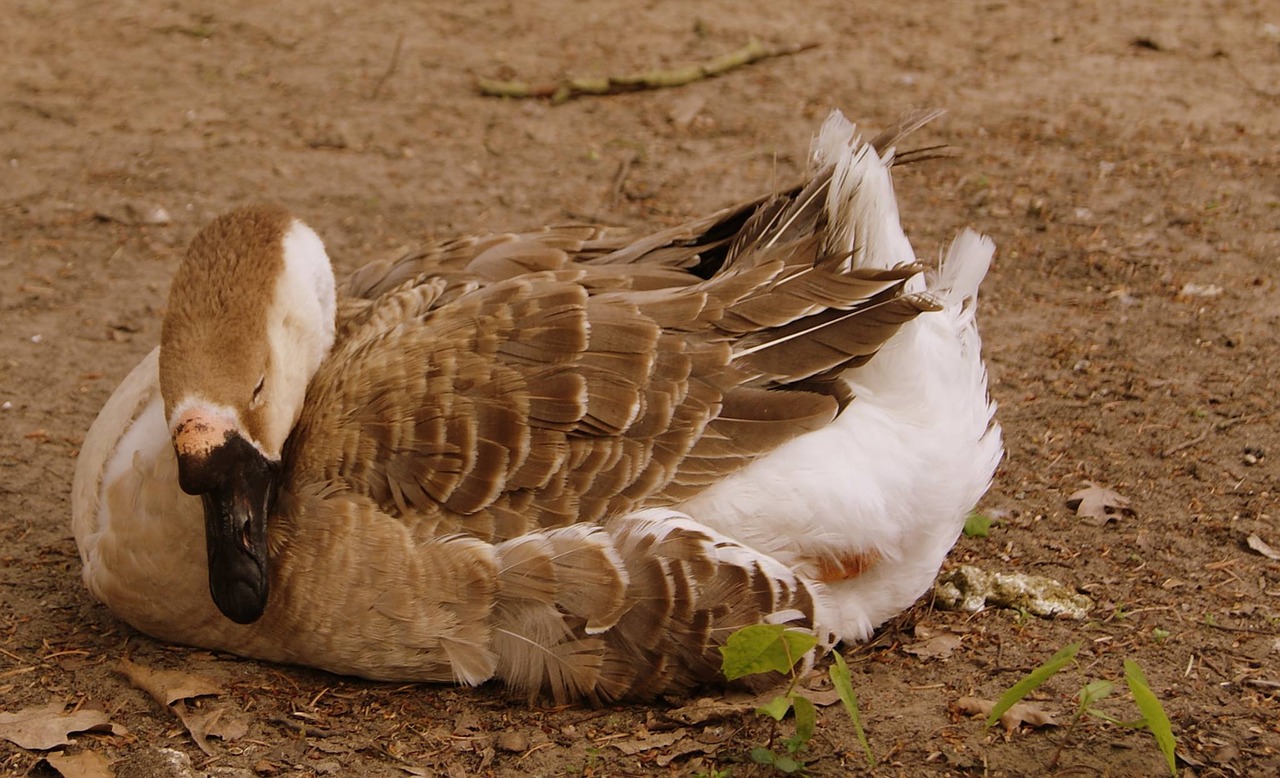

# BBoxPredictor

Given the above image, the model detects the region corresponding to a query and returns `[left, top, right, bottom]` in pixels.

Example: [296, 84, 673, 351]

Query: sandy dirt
[2, 1, 1279, 775]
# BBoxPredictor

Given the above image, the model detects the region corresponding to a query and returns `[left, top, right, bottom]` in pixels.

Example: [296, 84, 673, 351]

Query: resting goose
[72, 111, 1001, 702]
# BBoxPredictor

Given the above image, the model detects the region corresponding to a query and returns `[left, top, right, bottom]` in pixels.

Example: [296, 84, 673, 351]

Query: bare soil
[2, 1, 1278, 776]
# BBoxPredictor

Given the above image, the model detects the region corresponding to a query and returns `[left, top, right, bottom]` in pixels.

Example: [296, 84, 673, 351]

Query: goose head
[159, 205, 336, 624]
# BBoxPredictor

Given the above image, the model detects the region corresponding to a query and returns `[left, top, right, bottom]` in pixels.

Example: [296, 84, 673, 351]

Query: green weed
[720, 624, 873, 773]
[986, 643, 1177, 776]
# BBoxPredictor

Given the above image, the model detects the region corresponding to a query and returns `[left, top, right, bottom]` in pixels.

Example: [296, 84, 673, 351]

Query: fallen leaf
[44, 750, 115, 778]
[800, 687, 844, 707]
[171, 703, 248, 755]
[904, 633, 963, 660]
[1246, 534, 1280, 561]
[608, 729, 687, 755]
[956, 696, 1058, 734]
[655, 736, 720, 767]
[664, 697, 754, 725]
[0, 701, 121, 750]
[1066, 484, 1135, 525]
[118, 658, 223, 707]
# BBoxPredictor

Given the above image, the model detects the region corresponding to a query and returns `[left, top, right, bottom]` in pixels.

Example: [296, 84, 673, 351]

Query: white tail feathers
[674, 113, 1001, 646]
[813, 110, 916, 273]
[937, 229, 995, 309]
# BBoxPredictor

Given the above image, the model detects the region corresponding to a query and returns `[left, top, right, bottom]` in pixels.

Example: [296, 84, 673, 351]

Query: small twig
[516, 741, 556, 762]
[370, 33, 405, 100]
[1198, 620, 1277, 636]
[1049, 705, 1085, 770]
[1216, 413, 1258, 430]
[267, 715, 335, 738]
[609, 152, 636, 206]
[478, 39, 819, 104]
[1161, 422, 1213, 458]
[1193, 653, 1232, 681]
[1244, 678, 1280, 690]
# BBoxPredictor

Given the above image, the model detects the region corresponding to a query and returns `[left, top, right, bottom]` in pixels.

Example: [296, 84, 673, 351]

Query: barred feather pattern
[73, 109, 999, 703]
[490, 510, 831, 705]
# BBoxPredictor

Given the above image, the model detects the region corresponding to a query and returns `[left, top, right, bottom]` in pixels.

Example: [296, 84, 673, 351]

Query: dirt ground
[2, 0, 1278, 775]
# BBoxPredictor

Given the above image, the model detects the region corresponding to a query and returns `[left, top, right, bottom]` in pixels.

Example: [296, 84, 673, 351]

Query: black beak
[177, 431, 280, 624]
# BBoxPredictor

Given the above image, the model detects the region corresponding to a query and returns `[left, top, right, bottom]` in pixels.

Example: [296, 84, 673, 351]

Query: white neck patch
[280, 219, 337, 367]
[248, 219, 337, 457]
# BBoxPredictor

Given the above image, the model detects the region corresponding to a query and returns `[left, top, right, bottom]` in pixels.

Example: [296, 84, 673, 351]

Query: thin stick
[1245, 678, 1280, 690]
[1161, 422, 1213, 458]
[268, 716, 335, 738]
[478, 39, 819, 104]
[1198, 620, 1277, 636]
[370, 33, 405, 100]
[610, 152, 636, 206]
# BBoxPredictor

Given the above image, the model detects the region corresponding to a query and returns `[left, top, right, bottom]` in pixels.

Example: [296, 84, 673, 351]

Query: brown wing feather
[287, 162, 930, 542]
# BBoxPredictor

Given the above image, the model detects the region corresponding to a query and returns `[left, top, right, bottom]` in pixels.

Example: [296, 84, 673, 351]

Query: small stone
[1179, 282, 1223, 298]
[142, 205, 172, 225]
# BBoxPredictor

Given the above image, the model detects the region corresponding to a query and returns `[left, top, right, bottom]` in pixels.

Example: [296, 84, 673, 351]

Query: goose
[72, 111, 1001, 703]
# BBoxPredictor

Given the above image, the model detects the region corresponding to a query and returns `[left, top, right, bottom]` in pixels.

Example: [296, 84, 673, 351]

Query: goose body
[73, 112, 1001, 702]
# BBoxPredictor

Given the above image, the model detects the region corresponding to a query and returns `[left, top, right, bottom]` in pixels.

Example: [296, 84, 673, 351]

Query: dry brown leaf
[1246, 533, 1280, 561]
[664, 696, 756, 725]
[0, 701, 122, 751]
[904, 633, 963, 660]
[44, 750, 116, 778]
[171, 703, 248, 755]
[118, 657, 223, 707]
[608, 729, 687, 755]
[654, 736, 720, 767]
[801, 687, 844, 707]
[1066, 484, 1135, 525]
[955, 696, 1059, 735]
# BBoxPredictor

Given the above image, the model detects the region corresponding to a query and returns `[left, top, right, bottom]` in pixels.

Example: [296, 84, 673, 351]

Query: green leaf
[792, 695, 816, 745]
[829, 652, 875, 767]
[750, 746, 776, 766]
[963, 512, 993, 537]
[719, 625, 816, 680]
[985, 642, 1080, 728]
[758, 694, 792, 722]
[1079, 679, 1115, 709]
[779, 629, 819, 666]
[1124, 659, 1177, 776]
[773, 755, 802, 774]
